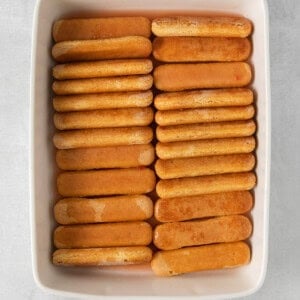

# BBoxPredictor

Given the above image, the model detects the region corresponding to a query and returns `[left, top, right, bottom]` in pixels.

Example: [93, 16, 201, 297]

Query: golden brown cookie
[153, 37, 251, 62]
[154, 88, 253, 110]
[155, 153, 255, 179]
[54, 222, 152, 248]
[53, 59, 153, 79]
[52, 36, 152, 62]
[155, 105, 254, 126]
[52, 75, 153, 95]
[153, 215, 252, 250]
[53, 247, 153, 266]
[56, 144, 155, 170]
[151, 242, 250, 276]
[156, 137, 256, 159]
[155, 191, 253, 222]
[53, 127, 153, 149]
[54, 195, 153, 224]
[156, 120, 256, 143]
[53, 17, 151, 42]
[154, 62, 252, 91]
[57, 168, 156, 197]
[54, 107, 153, 130]
[156, 172, 256, 198]
[53, 91, 153, 112]
[151, 16, 252, 37]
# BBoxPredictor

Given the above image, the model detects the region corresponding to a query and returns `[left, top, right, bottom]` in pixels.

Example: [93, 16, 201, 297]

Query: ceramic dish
[30, 0, 271, 298]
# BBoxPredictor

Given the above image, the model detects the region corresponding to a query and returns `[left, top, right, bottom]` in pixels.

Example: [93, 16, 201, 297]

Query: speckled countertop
[0, 0, 299, 299]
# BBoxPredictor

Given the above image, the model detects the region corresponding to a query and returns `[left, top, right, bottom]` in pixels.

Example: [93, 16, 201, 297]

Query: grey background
[0, 0, 299, 299]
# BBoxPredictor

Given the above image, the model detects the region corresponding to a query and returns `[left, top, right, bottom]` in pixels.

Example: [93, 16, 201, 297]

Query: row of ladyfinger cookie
[51, 17, 156, 274]
[151, 14, 255, 277]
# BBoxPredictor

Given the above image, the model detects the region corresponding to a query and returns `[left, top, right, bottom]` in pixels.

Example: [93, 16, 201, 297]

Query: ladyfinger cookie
[154, 88, 253, 110]
[156, 137, 256, 159]
[151, 242, 250, 276]
[153, 37, 251, 62]
[156, 105, 254, 126]
[53, 91, 153, 112]
[52, 75, 153, 95]
[154, 215, 252, 250]
[151, 16, 252, 38]
[56, 144, 155, 170]
[52, 36, 152, 63]
[53, 17, 151, 42]
[54, 107, 153, 130]
[54, 221, 152, 248]
[155, 191, 253, 222]
[53, 59, 153, 80]
[54, 195, 153, 224]
[53, 127, 153, 149]
[156, 172, 256, 198]
[156, 120, 256, 143]
[53, 247, 153, 266]
[155, 154, 255, 179]
[57, 168, 156, 197]
[154, 63, 252, 91]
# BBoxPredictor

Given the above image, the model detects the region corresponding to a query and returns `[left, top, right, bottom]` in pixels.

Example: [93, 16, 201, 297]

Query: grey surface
[0, 0, 299, 299]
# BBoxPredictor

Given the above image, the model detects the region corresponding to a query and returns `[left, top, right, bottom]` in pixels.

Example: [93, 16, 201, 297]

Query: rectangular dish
[30, 0, 270, 298]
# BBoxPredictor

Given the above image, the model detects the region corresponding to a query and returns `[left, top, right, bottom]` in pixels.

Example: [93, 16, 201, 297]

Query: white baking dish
[30, 0, 271, 298]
